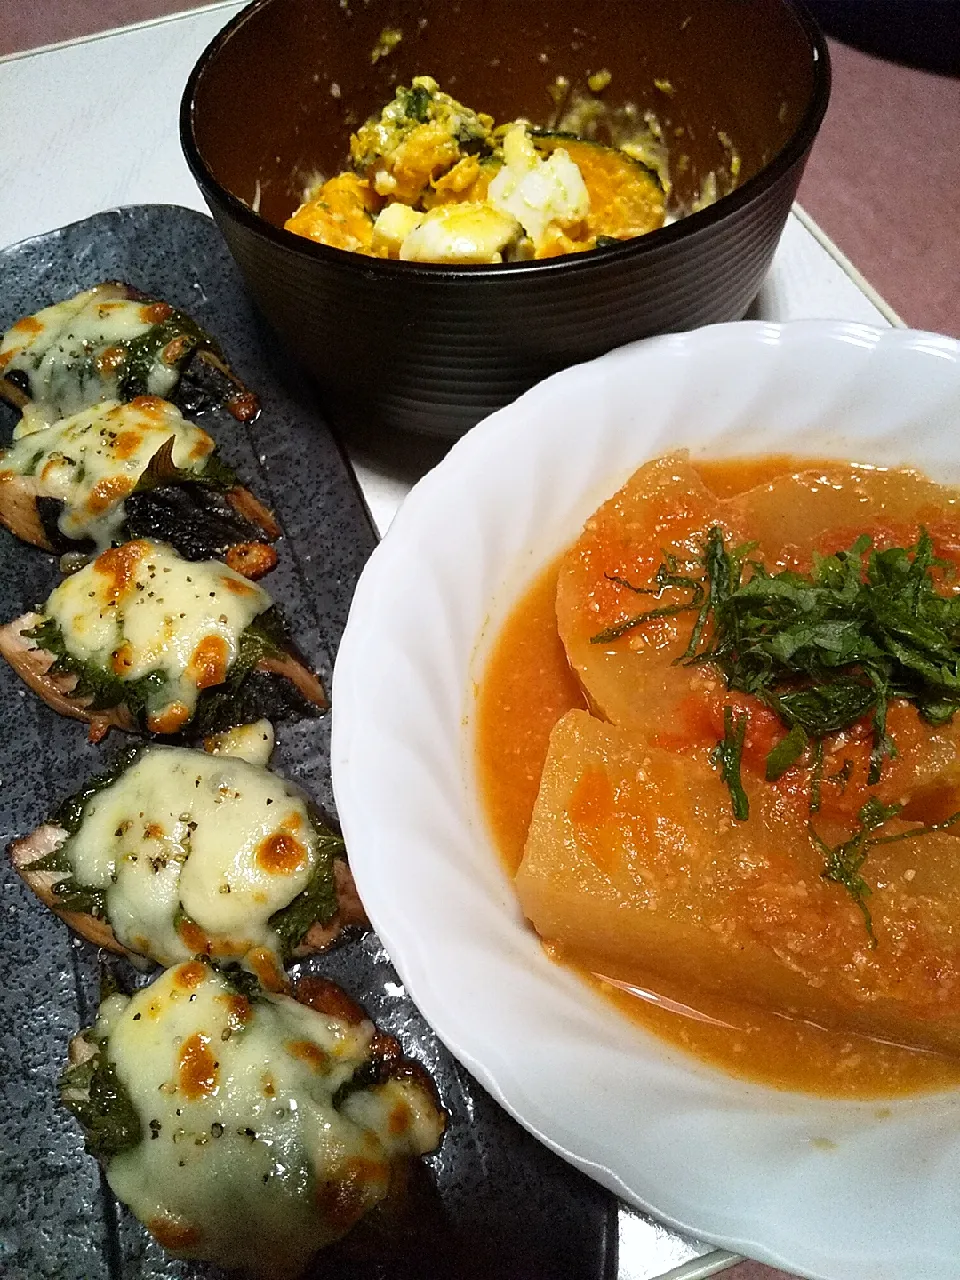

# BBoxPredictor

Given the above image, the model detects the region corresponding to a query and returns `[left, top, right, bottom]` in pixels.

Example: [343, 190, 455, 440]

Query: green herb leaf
[590, 562, 704, 644]
[764, 723, 808, 781]
[21, 447, 45, 477]
[23, 839, 108, 918]
[217, 961, 263, 1003]
[809, 739, 826, 813]
[771, 680, 876, 736]
[403, 82, 431, 120]
[684, 529, 758, 661]
[808, 801, 900, 946]
[332, 1056, 390, 1110]
[133, 436, 236, 494]
[117, 309, 222, 402]
[866, 807, 960, 848]
[27, 746, 144, 922]
[53, 746, 143, 833]
[188, 606, 294, 736]
[596, 525, 960, 791]
[268, 819, 343, 958]
[711, 706, 749, 820]
[26, 617, 170, 717]
[60, 1035, 142, 1163]
[810, 798, 960, 944]
[52, 879, 108, 917]
[28, 608, 295, 738]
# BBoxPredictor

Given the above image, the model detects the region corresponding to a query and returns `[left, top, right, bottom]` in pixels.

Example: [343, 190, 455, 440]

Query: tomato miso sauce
[475, 457, 960, 1098]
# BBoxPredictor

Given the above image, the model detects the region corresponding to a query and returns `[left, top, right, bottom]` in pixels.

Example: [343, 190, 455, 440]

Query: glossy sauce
[476, 561, 587, 872]
[475, 457, 960, 1098]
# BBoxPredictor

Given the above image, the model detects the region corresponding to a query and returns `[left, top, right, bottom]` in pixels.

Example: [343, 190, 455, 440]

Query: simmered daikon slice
[516, 708, 960, 1057]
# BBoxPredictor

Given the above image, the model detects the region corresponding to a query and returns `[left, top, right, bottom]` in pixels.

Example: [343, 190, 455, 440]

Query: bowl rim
[179, 0, 831, 281]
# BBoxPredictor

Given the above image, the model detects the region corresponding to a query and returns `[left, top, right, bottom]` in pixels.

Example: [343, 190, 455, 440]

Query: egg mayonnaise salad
[284, 76, 666, 264]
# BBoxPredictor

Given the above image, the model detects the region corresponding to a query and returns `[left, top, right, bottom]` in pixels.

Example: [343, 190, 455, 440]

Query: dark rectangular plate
[0, 205, 618, 1280]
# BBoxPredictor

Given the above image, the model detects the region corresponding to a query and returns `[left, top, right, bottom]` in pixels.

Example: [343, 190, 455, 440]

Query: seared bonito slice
[0, 396, 278, 570]
[0, 282, 259, 426]
[61, 962, 445, 1276]
[10, 744, 365, 976]
[0, 539, 325, 740]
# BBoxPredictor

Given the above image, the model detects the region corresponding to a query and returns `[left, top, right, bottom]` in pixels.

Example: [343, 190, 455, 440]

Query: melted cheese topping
[42, 540, 270, 729]
[0, 397, 214, 547]
[94, 965, 441, 1276]
[61, 746, 319, 964]
[204, 719, 275, 767]
[0, 286, 182, 424]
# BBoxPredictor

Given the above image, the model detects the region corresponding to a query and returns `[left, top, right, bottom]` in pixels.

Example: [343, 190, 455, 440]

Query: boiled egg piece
[488, 125, 590, 251]
[398, 202, 523, 264]
[372, 202, 425, 255]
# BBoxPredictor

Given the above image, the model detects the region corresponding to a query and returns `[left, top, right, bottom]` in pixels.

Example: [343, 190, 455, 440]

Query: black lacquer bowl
[181, 0, 830, 439]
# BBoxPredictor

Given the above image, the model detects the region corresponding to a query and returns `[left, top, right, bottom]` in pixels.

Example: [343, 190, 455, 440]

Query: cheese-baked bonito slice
[0, 282, 259, 427]
[0, 539, 325, 740]
[0, 396, 278, 570]
[61, 963, 445, 1277]
[10, 745, 366, 979]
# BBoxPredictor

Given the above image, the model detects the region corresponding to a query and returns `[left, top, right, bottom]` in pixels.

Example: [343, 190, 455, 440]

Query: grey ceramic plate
[0, 206, 617, 1280]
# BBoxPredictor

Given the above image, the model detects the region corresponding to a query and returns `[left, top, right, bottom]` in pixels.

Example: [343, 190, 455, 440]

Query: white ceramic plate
[332, 321, 960, 1280]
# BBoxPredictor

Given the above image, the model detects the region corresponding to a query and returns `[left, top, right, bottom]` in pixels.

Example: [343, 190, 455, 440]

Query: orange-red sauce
[475, 458, 960, 1098]
[476, 560, 586, 872]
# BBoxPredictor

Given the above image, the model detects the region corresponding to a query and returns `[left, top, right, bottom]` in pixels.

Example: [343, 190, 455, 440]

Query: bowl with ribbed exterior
[181, 0, 830, 440]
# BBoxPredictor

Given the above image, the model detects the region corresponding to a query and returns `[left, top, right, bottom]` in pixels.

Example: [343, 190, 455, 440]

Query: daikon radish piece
[516, 708, 960, 1057]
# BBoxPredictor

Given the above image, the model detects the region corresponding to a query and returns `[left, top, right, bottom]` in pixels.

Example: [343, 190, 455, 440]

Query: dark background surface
[805, 0, 960, 73]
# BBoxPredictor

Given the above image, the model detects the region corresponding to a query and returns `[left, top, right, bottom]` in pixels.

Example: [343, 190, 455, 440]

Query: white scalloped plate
[332, 322, 960, 1280]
